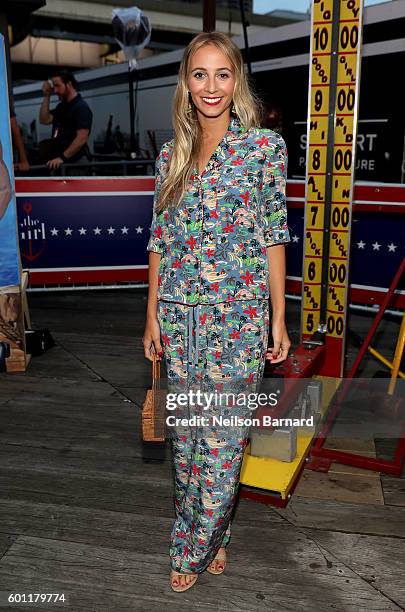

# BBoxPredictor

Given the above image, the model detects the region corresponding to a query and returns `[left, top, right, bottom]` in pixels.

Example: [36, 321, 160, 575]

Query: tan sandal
[206, 548, 227, 575]
[170, 569, 198, 592]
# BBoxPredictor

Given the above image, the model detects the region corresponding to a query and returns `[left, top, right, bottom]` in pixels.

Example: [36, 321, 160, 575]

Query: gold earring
[231, 103, 236, 115]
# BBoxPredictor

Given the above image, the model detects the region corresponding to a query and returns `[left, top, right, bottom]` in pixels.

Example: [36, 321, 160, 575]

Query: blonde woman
[143, 31, 291, 592]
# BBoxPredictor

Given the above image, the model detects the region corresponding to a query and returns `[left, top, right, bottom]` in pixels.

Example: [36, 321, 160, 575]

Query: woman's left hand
[266, 318, 291, 364]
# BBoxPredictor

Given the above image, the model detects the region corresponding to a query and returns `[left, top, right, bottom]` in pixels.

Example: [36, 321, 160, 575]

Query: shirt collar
[225, 114, 245, 139]
[195, 114, 247, 177]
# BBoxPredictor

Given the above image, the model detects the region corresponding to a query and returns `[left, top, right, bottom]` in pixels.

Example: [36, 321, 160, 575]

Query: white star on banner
[388, 243, 397, 252]
[372, 242, 381, 251]
[107, 226, 115, 235]
[65, 227, 73, 236]
[93, 227, 101, 235]
[135, 226, 143, 234]
[292, 235, 299, 243]
[51, 228, 59, 236]
[357, 240, 366, 249]
[121, 226, 129, 234]
[79, 227, 87, 235]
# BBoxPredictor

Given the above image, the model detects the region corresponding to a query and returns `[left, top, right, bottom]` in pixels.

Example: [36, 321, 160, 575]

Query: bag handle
[152, 352, 161, 390]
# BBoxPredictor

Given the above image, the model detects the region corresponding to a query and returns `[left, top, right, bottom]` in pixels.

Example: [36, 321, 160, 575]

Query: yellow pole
[368, 346, 405, 379]
[388, 312, 405, 395]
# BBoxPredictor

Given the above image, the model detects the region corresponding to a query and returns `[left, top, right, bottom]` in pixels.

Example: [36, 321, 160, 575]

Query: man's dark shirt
[50, 93, 93, 161]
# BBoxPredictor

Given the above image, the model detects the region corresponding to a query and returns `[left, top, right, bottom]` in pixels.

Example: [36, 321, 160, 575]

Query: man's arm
[47, 129, 90, 170]
[39, 96, 53, 125]
[39, 81, 53, 125]
[62, 128, 90, 159]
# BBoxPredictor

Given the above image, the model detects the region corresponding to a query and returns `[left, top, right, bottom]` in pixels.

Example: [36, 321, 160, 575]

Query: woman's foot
[207, 547, 227, 575]
[170, 569, 198, 592]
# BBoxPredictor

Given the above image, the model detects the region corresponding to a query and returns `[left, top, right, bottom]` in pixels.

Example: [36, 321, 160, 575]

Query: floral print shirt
[147, 115, 290, 305]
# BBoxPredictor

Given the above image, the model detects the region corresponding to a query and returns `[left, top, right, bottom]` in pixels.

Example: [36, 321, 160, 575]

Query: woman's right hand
[142, 316, 163, 362]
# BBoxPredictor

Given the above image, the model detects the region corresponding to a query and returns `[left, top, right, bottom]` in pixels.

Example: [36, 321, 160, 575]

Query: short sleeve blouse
[147, 115, 290, 305]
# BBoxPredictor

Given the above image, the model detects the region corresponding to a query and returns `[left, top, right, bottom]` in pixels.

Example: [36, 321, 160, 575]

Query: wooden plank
[232, 497, 286, 526]
[1, 346, 98, 381]
[0, 443, 171, 477]
[381, 476, 405, 507]
[329, 462, 381, 478]
[279, 496, 405, 538]
[323, 437, 377, 458]
[51, 331, 163, 388]
[304, 529, 405, 610]
[0, 533, 18, 559]
[0, 398, 154, 457]
[0, 378, 131, 405]
[295, 470, 384, 505]
[0, 532, 401, 611]
[0, 498, 175, 550]
[27, 291, 149, 339]
[54, 331, 143, 347]
[0, 468, 175, 517]
[53, 347, 153, 386]
[119, 386, 152, 408]
[0, 418, 170, 465]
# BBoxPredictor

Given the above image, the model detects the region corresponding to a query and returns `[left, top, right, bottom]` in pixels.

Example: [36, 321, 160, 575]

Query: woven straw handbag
[141, 353, 166, 442]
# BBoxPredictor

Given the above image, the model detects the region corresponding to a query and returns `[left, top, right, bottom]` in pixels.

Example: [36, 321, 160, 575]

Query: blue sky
[253, 0, 391, 14]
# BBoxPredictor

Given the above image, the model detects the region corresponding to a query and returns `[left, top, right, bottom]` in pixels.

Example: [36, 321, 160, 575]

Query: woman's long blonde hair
[155, 31, 264, 213]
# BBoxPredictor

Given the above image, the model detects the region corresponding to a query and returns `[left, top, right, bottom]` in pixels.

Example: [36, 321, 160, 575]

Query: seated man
[39, 71, 93, 170]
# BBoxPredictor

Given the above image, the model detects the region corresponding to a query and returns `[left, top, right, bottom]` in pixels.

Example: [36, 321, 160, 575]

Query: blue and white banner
[14, 177, 405, 307]
[17, 194, 152, 268]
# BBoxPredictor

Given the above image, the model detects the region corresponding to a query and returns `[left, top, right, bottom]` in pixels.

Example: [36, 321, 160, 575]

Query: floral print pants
[157, 299, 270, 574]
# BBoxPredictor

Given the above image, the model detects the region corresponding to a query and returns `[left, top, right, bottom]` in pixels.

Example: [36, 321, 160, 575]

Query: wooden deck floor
[0, 289, 403, 611]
